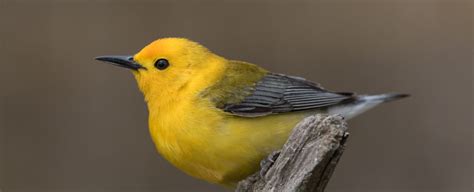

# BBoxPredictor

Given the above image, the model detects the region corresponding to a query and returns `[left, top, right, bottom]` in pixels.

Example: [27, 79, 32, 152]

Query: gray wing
[222, 73, 355, 117]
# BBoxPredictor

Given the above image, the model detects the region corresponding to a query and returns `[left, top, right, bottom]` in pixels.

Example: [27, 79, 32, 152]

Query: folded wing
[222, 73, 355, 117]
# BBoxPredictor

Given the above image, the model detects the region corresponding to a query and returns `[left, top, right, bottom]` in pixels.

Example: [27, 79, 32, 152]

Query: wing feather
[222, 73, 355, 117]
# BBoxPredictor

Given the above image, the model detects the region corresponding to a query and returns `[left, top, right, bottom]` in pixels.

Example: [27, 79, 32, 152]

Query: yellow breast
[148, 94, 309, 186]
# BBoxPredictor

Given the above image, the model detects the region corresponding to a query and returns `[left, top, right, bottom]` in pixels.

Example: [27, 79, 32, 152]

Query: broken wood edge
[236, 114, 349, 192]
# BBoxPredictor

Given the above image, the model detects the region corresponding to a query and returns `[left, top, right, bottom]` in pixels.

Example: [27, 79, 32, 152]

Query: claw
[259, 151, 281, 179]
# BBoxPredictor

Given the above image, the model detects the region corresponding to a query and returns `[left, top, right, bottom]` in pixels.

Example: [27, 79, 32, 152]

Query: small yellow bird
[96, 38, 408, 187]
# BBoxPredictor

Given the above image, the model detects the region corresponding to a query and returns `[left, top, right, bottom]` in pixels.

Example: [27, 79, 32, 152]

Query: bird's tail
[328, 93, 410, 120]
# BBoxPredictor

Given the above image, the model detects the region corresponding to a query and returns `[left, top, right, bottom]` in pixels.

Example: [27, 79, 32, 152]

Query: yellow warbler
[96, 38, 408, 187]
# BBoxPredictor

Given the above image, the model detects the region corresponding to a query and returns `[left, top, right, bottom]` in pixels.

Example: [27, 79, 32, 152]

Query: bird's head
[96, 38, 225, 101]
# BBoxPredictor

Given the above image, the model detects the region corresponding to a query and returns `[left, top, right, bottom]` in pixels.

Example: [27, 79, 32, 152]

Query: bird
[96, 37, 408, 187]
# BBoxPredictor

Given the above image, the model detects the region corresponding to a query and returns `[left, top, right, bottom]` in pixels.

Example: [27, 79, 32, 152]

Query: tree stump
[236, 114, 349, 192]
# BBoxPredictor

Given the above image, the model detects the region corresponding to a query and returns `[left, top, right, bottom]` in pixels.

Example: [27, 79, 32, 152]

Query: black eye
[154, 59, 169, 70]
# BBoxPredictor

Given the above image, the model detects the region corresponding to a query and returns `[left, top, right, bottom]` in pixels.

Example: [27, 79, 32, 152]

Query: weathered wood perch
[236, 114, 349, 192]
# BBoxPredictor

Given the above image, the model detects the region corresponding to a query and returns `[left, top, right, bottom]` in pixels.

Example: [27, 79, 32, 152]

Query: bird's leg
[259, 150, 281, 179]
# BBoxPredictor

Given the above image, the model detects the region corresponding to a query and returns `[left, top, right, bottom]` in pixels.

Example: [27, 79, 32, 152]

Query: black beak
[95, 55, 144, 70]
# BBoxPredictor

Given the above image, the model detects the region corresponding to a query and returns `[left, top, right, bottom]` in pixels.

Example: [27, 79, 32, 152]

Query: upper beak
[95, 55, 144, 70]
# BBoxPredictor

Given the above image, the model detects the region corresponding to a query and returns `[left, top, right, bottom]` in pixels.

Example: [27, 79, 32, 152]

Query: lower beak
[95, 55, 144, 70]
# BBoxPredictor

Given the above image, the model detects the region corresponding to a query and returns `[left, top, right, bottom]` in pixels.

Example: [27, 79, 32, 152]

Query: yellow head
[96, 38, 226, 102]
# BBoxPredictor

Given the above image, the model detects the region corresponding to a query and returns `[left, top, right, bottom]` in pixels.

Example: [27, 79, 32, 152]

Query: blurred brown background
[0, 0, 472, 191]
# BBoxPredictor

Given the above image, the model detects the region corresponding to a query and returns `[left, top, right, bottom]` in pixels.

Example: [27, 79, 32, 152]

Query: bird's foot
[259, 151, 281, 179]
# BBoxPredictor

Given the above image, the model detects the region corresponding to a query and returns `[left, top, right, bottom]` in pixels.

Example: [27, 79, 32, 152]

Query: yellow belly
[148, 100, 310, 186]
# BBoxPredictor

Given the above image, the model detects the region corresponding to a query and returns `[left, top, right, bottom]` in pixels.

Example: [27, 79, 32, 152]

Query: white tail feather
[328, 93, 409, 120]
